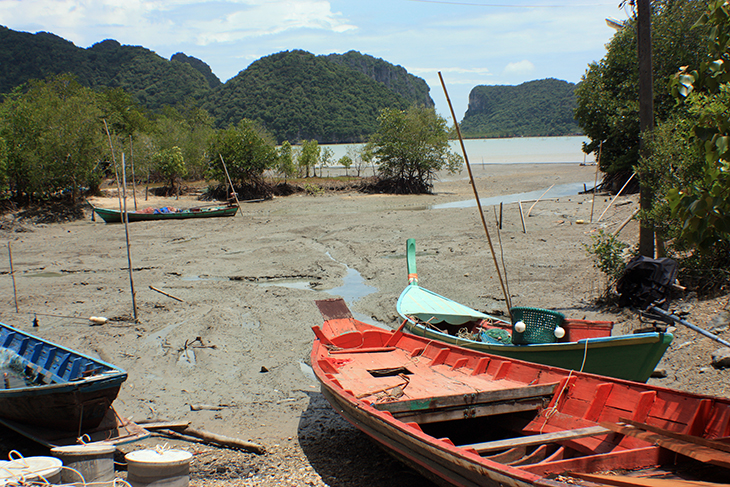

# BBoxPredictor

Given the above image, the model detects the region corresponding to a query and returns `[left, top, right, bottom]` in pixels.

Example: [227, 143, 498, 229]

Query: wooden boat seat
[374, 382, 559, 424]
[462, 425, 611, 454]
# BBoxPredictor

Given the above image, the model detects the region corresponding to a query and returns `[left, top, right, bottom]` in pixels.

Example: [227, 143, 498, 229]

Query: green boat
[93, 204, 238, 223]
[396, 238, 673, 382]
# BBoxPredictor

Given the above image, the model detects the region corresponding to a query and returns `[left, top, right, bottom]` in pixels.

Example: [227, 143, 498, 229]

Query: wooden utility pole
[637, 0, 655, 257]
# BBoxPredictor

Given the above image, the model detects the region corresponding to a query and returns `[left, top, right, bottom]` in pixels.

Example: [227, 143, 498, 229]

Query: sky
[0, 0, 632, 120]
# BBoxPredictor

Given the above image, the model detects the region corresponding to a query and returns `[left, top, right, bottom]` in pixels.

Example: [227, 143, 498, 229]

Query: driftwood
[149, 285, 184, 302]
[526, 184, 554, 217]
[142, 420, 265, 454]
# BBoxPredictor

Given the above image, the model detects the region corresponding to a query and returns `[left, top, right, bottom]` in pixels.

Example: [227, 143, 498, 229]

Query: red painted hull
[311, 298, 730, 487]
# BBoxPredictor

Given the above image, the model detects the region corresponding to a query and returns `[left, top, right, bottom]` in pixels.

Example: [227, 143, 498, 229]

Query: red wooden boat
[311, 298, 730, 487]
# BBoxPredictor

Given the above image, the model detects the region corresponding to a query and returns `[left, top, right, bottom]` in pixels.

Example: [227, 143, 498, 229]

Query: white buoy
[554, 326, 566, 339]
[514, 321, 526, 333]
[89, 316, 108, 324]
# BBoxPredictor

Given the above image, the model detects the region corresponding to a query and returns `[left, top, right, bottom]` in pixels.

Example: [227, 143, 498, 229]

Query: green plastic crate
[510, 307, 565, 345]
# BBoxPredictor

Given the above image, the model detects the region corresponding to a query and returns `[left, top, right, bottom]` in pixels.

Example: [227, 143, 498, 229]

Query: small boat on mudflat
[312, 298, 730, 487]
[0, 322, 127, 431]
[397, 238, 672, 382]
[92, 203, 238, 223]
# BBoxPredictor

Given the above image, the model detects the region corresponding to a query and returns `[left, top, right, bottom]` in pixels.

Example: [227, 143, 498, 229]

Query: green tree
[369, 106, 462, 193]
[667, 0, 730, 254]
[277, 140, 296, 180]
[208, 119, 278, 192]
[152, 104, 214, 180]
[153, 146, 186, 193]
[320, 147, 334, 177]
[0, 74, 105, 202]
[298, 139, 320, 177]
[575, 0, 710, 182]
[339, 155, 353, 176]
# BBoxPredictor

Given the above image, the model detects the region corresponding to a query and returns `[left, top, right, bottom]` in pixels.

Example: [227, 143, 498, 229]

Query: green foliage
[151, 104, 214, 180]
[637, 115, 704, 248]
[303, 183, 325, 196]
[171, 52, 221, 89]
[208, 119, 278, 188]
[277, 141, 296, 180]
[339, 155, 353, 176]
[666, 0, 730, 253]
[369, 106, 463, 194]
[583, 230, 630, 281]
[575, 0, 711, 176]
[461, 79, 580, 138]
[153, 146, 186, 191]
[0, 74, 105, 202]
[298, 140, 320, 178]
[204, 50, 411, 143]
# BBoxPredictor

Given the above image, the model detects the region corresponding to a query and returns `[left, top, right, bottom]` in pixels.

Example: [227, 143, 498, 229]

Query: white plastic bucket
[125, 449, 192, 487]
[0, 455, 62, 484]
[51, 443, 116, 486]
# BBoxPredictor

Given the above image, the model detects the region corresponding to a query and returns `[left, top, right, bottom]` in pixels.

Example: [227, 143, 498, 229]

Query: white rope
[580, 339, 589, 373]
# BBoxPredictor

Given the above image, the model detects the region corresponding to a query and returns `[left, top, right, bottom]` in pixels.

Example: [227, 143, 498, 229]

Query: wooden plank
[618, 417, 730, 454]
[374, 382, 558, 415]
[601, 422, 730, 469]
[391, 397, 549, 424]
[569, 472, 727, 487]
[463, 425, 610, 454]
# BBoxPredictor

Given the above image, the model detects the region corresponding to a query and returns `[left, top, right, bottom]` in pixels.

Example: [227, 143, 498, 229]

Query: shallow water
[432, 180, 594, 209]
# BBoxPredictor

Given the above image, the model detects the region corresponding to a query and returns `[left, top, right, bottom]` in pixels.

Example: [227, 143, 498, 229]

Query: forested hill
[323, 51, 433, 108]
[0, 27, 212, 111]
[0, 26, 433, 143]
[460, 78, 581, 138]
[205, 50, 410, 143]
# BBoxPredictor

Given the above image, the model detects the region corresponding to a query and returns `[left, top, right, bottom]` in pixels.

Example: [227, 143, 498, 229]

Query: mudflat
[1, 163, 728, 486]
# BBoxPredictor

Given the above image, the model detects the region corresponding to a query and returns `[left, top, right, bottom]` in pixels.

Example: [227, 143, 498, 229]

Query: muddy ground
[1, 163, 728, 486]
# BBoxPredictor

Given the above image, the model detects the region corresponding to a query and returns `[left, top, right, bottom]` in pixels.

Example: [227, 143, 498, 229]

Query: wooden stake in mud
[590, 141, 603, 223]
[218, 154, 244, 217]
[121, 154, 138, 321]
[438, 72, 512, 317]
[8, 242, 18, 313]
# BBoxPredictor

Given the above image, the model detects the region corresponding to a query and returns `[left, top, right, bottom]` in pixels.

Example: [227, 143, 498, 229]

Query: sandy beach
[1, 163, 729, 486]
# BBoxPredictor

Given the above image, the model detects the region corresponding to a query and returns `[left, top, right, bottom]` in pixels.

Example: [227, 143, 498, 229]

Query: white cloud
[503, 60, 535, 76]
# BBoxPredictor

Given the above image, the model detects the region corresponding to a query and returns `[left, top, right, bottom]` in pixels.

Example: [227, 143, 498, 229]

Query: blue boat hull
[0, 322, 127, 431]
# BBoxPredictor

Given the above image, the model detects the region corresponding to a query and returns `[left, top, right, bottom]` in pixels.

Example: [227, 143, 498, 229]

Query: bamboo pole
[121, 154, 138, 321]
[590, 141, 603, 223]
[8, 242, 18, 313]
[597, 173, 635, 222]
[518, 201, 526, 233]
[439, 72, 512, 317]
[527, 184, 555, 217]
[130, 135, 138, 211]
[218, 154, 244, 218]
[613, 208, 640, 237]
[103, 121, 123, 212]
